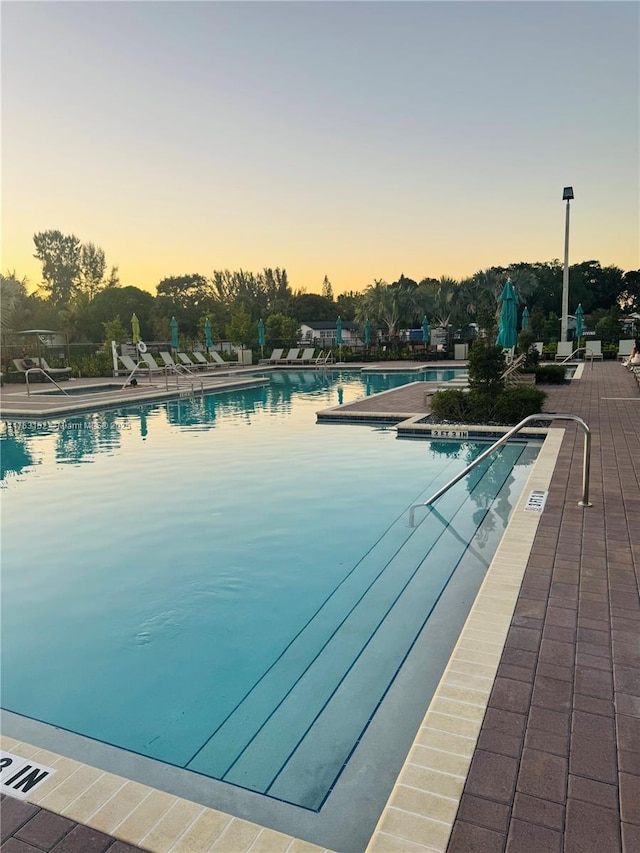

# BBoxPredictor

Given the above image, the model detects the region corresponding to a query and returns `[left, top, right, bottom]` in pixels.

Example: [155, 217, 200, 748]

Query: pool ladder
[409, 413, 592, 526]
[24, 367, 69, 396]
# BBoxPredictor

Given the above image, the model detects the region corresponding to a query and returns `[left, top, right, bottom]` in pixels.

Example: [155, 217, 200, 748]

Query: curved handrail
[25, 367, 69, 397]
[409, 413, 592, 525]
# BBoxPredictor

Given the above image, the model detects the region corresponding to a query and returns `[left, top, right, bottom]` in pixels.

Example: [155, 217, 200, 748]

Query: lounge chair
[297, 348, 316, 364]
[260, 348, 284, 364]
[617, 340, 634, 361]
[278, 348, 300, 364]
[117, 354, 159, 375]
[177, 352, 208, 370]
[555, 342, 575, 362]
[12, 359, 42, 381]
[37, 357, 72, 377]
[140, 353, 166, 371]
[585, 340, 603, 361]
[190, 351, 212, 366]
[208, 351, 234, 367]
[159, 351, 177, 368]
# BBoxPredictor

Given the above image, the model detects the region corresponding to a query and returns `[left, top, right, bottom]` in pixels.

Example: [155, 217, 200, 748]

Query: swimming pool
[1, 370, 537, 848]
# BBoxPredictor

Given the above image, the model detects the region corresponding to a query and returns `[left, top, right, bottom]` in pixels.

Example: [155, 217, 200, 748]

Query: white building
[299, 320, 361, 346]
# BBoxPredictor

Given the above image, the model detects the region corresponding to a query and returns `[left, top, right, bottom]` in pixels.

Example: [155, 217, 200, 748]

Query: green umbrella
[257, 318, 265, 347]
[336, 316, 343, 345]
[204, 318, 213, 349]
[131, 314, 141, 344]
[495, 279, 519, 349]
[575, 303, 584, 339]
[364, 319, 371, 346]
[422, 315, 430, 344]
[170, 317, 179, 350]
[521, 307, 529, 331]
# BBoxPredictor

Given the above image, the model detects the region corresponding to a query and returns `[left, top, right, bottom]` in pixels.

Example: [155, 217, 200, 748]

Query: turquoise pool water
[1, 369, 536, 815]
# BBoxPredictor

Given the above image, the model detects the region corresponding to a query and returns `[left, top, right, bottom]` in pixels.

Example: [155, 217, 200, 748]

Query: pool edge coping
[0, 429, 563, 853]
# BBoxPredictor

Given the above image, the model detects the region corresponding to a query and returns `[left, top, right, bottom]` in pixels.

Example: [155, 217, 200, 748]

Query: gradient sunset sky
[2, 1, 639, 297]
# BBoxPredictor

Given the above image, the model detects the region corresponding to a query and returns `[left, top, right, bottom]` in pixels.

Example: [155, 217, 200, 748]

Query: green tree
[619, 269, 640, 312]
[102, 316, 128, 348]
[321, 275, 334, 301]
[0, 272, 29, 334]
[85, 286, 155, 342]
[154, 274, 213, 336]
[335, 290, 361, 320]
[265, 313, 299, 344]
[226, 303, 252, 344]
[288, 292, 335, 321]
[78, 242, 107, 298]
[33, 230, 82, 305]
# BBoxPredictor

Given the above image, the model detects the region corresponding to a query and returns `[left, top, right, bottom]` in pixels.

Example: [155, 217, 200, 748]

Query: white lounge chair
[617, 340, 634, 361]
[208, 351, 234, 367]
[192, 351, 215, 366]
[159, 351, 178, 368]
[117, 355, 159, 376]
[555, 342, 574, 362]
[140, 353, 166, 371]
[259, 348, 283, 364]
[297, 348, 316, 364]
[177, 352, 207, 370]
[585, 340, 603, 361]
[37, 357, 72, 377]
[278, 348, 300, 364]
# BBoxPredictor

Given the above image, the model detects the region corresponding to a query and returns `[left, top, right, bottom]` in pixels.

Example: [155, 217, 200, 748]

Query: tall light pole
[561, 186, 574, 342]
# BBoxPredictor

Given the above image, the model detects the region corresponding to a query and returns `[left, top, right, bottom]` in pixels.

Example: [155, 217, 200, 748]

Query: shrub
[430, 387, 547, 425]
[71, 351, 113, 378]
[467, 339, 506, 393]
[534, 364, 568, 384]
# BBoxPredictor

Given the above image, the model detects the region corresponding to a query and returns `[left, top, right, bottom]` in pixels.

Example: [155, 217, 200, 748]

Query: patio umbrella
[170, 317, 179, 351]
[364, 319, 371, 346]
[204, 318, 213, 350]
[495, 278, 519, 350]
[521, 307, 529, 331]
[422, 315, 430, 345]
[575, 303, 584, 339]
[336, 315, 343, 361]
[131, 314, 141, 345]
[16, 329, 59, 366]
[257, 318, 265, 359]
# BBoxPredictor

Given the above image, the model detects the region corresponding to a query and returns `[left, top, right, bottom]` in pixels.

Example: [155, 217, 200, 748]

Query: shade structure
[131, 314, 141, 344]
[575, 303, 584, 339]
[170, 317, 179, 350]
[364, 319, 371, 346]
[204, 318, 213, 349]
[336, 316, 343, 346]
[521, 307, 529, 331]
[495, 279, 519, 350]
[422, 315, 430, 343]
[257, 318, 265, 347]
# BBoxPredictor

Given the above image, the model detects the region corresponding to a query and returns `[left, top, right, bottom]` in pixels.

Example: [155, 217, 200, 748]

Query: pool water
[1, 369, 536, 813]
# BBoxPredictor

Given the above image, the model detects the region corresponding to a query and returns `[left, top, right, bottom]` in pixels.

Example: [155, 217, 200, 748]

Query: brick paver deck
[444, 361, 640, 853]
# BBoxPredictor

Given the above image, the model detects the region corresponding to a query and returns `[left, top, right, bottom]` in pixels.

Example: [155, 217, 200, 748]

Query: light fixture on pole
[561, 186, 574, 342]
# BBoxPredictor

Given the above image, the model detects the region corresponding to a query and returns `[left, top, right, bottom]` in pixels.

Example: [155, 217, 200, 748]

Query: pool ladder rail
[409, 413, 592, 527]
[24, 367, 69, 396]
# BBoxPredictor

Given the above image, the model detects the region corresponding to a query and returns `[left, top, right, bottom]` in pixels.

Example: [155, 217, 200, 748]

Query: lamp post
[561, 186, 574, 342]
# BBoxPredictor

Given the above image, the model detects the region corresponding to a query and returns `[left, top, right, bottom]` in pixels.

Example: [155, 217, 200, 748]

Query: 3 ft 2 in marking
[0, 751, 56, 800]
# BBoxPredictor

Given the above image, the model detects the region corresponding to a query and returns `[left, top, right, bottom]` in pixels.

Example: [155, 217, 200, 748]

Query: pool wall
[0, 428, 564, 853]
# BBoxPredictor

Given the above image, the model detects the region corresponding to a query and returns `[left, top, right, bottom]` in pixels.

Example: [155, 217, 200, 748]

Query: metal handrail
[409, 413, 592, 525]
[163, 365, 203, 396]
[25, 367, 69, 397]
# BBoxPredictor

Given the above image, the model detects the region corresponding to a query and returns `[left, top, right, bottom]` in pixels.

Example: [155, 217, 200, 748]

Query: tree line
[1, 229, 638, 348]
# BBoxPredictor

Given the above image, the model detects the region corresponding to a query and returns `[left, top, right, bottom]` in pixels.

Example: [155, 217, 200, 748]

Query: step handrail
[409, 413, 592, 525]
[25, 367, 70, 397]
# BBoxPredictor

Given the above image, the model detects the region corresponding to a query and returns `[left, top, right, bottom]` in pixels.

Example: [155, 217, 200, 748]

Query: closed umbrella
[336, 315, 343, 362]
[575, 303, 584, 339]
[495, 279, 519, 350]
[170, 317, 179, 351]
[364, 319, 371, 346]
[204, 318, 213, 350]
[131, 314, 141, 345]
[521, 307, 529, 331]
[422, 315, 430, 346]
[257, 318, 265, 359]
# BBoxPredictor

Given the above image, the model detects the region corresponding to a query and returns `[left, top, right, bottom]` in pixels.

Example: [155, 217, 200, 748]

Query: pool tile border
[366, 428, 564, 852]
[1, 425, 559, 853]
